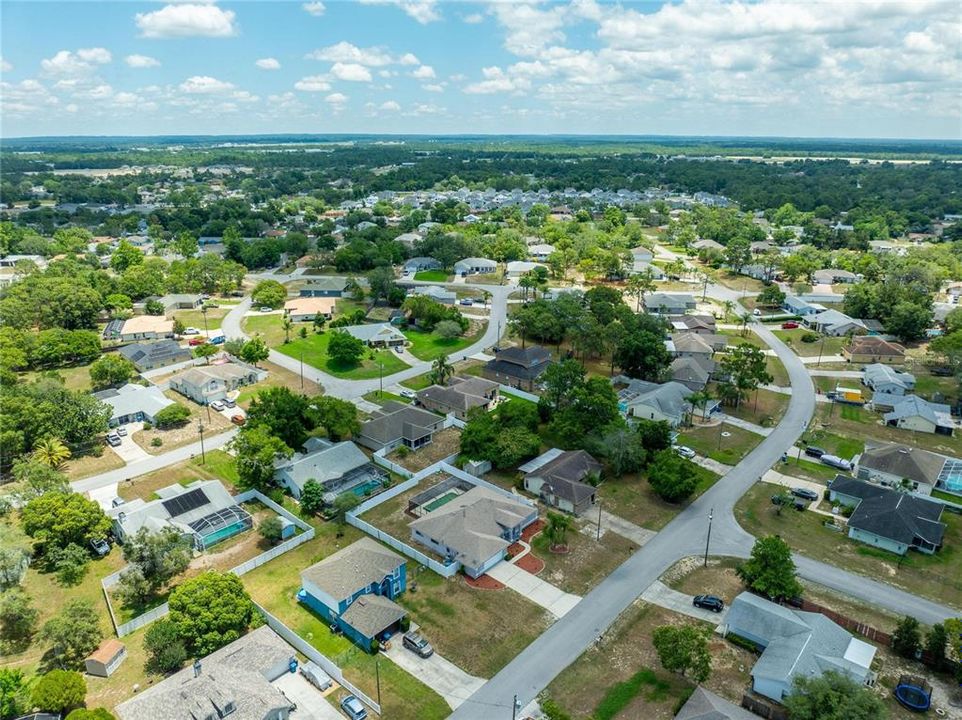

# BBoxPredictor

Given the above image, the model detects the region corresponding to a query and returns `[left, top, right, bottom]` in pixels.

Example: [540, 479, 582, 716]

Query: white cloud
[135, 3, 237, 38]
[463, 12, 483, 24]
[1, 58, 13, 73]
[256, 57, 281, 70]
[380, 100, 401, 111]
[329, 63, 373, 82]
[422, 83, 444, 93]
[293, 75, 331, 92]
[113, 91, 140, 105]
[302, 1, 325, 16]
[306, 42, 417, 67]
[179, 75, 235, 94]
[65, 103, 79, 113]
[325, 92, 348, 104]
[398, 53, 420, 66]
[411, 65, 435, 79]
[41, 48, 112, 75]
[125, 54, 160, 68]
[490, 3, 568, 56]
[358, 0, 440, 24]
[463, 66, 531, 94]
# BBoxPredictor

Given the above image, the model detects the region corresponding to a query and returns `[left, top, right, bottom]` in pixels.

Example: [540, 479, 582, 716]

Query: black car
[804, 446, 827, 458]
[692, 595, 725, 613]
[791, 487, 819, 501]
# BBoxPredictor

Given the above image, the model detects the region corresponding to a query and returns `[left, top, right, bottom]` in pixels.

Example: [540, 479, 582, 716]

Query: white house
[453, 257, 497, 276]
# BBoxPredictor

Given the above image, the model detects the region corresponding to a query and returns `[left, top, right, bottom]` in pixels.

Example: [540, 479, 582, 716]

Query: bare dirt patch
[389, 427, 462, 472]
[132, 393, 232, 454]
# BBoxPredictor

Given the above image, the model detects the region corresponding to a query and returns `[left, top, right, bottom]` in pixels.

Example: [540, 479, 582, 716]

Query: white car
[182, 327, 200, 335]
[673, 445, 696, 459]
[399, 389, 417, 399]
[210, 400, 226, 411]
[259, 306, 273, 312]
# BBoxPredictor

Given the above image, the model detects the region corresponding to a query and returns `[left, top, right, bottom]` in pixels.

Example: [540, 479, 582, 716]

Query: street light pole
[201, 304, 209, 337]
[197, 420, 206, 464]
[703, 507, 714, 567]
[299, 347, 304, 389]
[596, 498, 602, 541]
[378, 361, 384, 398]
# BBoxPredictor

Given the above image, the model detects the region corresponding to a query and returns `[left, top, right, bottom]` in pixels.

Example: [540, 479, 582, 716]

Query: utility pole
[197, 420, 206, 464]
[703, 507, 713, 567]
[299, 347, 304, 389]
[596, 498, 602, 541]
[378, 361, 384, 397]
[201, 304, 209, 337]
[375, 659, 382, 716]
[512, 694, 519, 720]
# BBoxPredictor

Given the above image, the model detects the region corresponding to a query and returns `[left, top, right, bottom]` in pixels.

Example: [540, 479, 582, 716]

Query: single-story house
[862, 363, 915, 395]
[630, 246, 655, 263]
[782, 295, 821, 317]
[633, 261, 666, 279]
[804, 309, 867, 337]
[453, 257, 497, 276]
[416, 376, 499, 420]
[93, 383, 176, 428]
[394, 232, 423, 248]
[670, 355, 715, 392]
[298, 537, 407, 649]
[85, 639, 127, 678]
[692, 238, 724, 252]
[644, 293, 696, 315]
[339, 323, 407, 348]
[355, 400, 445, 452]
[724, 592, 876, 703]
[674, 687, 756, 720]
[115, 625, 296, 720]
[118, 339, 192, 372]
[843, 336, 906, 364]
[614, 377, 708, 427]
[813, 268, 858, 285]
[168, 362, 262, 405]
[409, 485, 538, 578]
[403, 256, 441, 274]
[283, 296, 336, 322]
[299, 277, 349, 297]
[855, 443, 948, 494]
[482, 345, 553, 391]
[109, 479, 252, 550]
[520, 449, 601, 516]
[274, 437, 382, 501]
[528, 243, 556, 261]
[506, 260, 547, 278]
[883, 395, 955, 436]
[670, 332, 715, 359]
[103, 315, 175, 342]
[750, 240, 776, 255]
[671, 315, 716, 334]
[158, 293, 203, 314]
[409, 284, 456, 305]
[829, 475, 946, 555]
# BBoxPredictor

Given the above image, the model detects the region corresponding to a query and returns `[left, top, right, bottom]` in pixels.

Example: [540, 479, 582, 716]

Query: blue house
[298, 538, 407, 650]
[782, 294, 821, 316]
[299, 277, 349, 298]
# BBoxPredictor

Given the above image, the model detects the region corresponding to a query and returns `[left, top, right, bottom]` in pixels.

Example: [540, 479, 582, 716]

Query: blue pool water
[352, 479, 383, 497]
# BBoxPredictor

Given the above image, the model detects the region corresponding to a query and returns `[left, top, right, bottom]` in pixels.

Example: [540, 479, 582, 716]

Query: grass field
[720, 388, 789, 427]
[403, 322, 486, 361]
[735, 482, 962, 608]
[235, 360, 322, 406]
[598, 464, 719, 531]
[773, 328, 847, 358]
[21, 363, 94, 392]
[63, 446, 126, 480]
[808, 402, 962, 456]
[413, 270, 450, 282]
[766, 356, 790, 386]
[531, 526, 637, 595]
[677, 424, 763, 466]
[362, 390, 411, 406]
[174, 306, 229, 331]
[400, 373, 435, 391]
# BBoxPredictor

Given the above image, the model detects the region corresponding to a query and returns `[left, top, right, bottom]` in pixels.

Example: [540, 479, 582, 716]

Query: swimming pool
[351, 478, 384, 497]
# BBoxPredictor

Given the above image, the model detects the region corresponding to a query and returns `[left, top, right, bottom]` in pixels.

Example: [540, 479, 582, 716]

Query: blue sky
[2, 1, 960, 139]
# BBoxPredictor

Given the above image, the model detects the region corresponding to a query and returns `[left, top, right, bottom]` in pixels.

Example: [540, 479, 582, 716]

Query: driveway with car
[272, 671, 343, 720]
[106, 422, 151, 464]
[383, 636, 485, 709]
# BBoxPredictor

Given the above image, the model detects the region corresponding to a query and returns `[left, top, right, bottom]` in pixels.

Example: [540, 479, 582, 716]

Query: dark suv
[791, 487, 819, 501]
[804, 446, 827, 459]
[402, 631, 434, 658]
[692, 595, 725, 613]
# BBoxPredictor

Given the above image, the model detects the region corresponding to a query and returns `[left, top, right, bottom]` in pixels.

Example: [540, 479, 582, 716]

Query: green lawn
[21, 363, 94, 392]
[400, 373, 435, 391]
[598, 463, 719, 531]
[809, 402, 962, 457]
[773, 329, 847, 358]
[735, 482, 962, 608]
[677, 424, 763, 466]
[799, 429, 864, 459]
[718, 329, 767, 349]
[720, 388, 789, 427]
[766, 356, 790, 386]
[403, 324, 486, 362]
[501, 390, 538, 408]
[362, 390, 411, 406]
[174, 307, 228, 331]
[413, 270, 450, 282]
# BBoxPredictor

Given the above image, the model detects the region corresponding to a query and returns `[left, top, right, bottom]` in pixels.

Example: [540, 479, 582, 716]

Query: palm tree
[626, 270, 656, 311]
[545, 511, 573, 548]
[430, 354, 455, 385]
[282, 317, 293, 344]
[723, 300, 736, 322]
[687, 389, 713, 425]
[33, 437, 71, 470]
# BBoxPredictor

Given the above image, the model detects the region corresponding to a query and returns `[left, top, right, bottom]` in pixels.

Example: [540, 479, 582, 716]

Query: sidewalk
[486, 562, 581, 619]
[596, 510, 656, 547]
[722, 414, 771, 437]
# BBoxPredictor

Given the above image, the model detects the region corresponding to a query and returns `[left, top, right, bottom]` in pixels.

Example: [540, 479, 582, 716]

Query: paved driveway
[272, 671, 343, 720]
[640, 581, 729, 624]
[486, 562, 581, 619]
[383, 638, 485, 709]
[108, 423, 151, 464]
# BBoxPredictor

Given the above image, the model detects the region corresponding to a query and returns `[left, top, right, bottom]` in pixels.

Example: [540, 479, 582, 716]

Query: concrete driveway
[272, 671, 343, 720]
[108, 423, 151, 464]
[640, 581, 729, 625]
[486, 562, 581, 619]
[383, 638, 485, 709]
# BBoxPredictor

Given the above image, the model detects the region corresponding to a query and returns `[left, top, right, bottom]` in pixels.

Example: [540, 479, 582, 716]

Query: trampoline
[894, 675, 932, 713]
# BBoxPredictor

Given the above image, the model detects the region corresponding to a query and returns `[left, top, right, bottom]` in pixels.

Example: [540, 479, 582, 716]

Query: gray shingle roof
[340, 323, 407, 344]
[340, 594, 406, 638]
[831, 476, 946, 547]
[857, 444, 947, 485]
[526, 450, 600, 505]
[301, 537, 404, 602]
[863, 363, 915, 392]
[275, 440, 371, 492]
[118, 339, 191, 369]
[92, 383, 175, 423]
[359, 403, 442, 445]
[674, 687, 757, 720]
[883, 395, 954, 429]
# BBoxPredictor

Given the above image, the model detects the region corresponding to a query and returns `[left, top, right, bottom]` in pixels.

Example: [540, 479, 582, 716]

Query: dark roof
[360, 403, 442, 444]
[674, 687, 757, 720]
[118, 339, 191, 367]
[529, 450, 601, 504]
[858, 444, 947, 485]
[831, 476, 946, 547]
[846, 336, 905, 357]
[490, 345, 551, 369]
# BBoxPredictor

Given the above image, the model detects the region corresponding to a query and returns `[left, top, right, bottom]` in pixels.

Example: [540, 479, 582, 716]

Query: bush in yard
[31, 669, 86, 714]
[154, 403, 190, 428]
[299, 479, 325, 515]
[434, 319, 463, 340]
[646, 449, 698, 502]
[259, 516, 284, 545]
[89, 354, 136, 389]
[118, 527, 193, 605]
[0, 589, 38, 647]
[66, 709, 117, 720]
[167, 571, 256, 655]
[783, 671, 885, 720]
[369, 637, 379, 654]
[891, 615, 922, 658]
[800, 332, 819, 343]
[151, 437, 163, 447]
[40, 599, 102, 669]
[327, 330, 365, 367]
[251, 280, 286, 308]
[736, 535, 803, 600]
[144, 618, 189, 673]
[0, 669, 29, 719]
[651, 625, 712, 681]
[51, 542, 89, 586]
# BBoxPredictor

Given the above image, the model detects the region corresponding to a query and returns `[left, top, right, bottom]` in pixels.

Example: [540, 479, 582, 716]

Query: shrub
[31, 670, 86, 714]
[151, 438, 163, 447]
[154, 404, 190, 428]
[142, 421, 153, 431]
[801, 332, 819, 343]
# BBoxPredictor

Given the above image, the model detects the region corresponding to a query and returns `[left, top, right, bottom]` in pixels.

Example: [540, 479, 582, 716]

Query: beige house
[104, 315, 175, 342]
[85, 639, 127, 678]
[168, 363, 262, 405]
[284, 296, 336, 322]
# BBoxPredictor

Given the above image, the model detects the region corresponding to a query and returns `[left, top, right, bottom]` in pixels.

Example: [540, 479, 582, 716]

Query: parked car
[781, 321, 799, 329]
[820, 454, 851, 471]
[106, 434, 122, 447]
[791, 487, 819, 501]
[752, 308, 762, 316]
[89, 538, 110, 557]
[340, 695, 368, 720]
[299, 661, 333, 691]
[210, 400, 226, 411]
[259, 306, 273, 312]
[231, 414, 246, 426]
[692, 595, 725, 613]
[399, 389, 417, 399]
[209, 334, 225, 345]
[182, 327, 200, 336]
[459, 298, 473, 306]
[804, 445, 827, 459]
[116, 426, 128, 437]
[673, 445, 696, 459]
[402, 631, 435, 658]
[224, 399, 236, 408]
[395, 345, 404, 354]
[188, 337, 207, 346]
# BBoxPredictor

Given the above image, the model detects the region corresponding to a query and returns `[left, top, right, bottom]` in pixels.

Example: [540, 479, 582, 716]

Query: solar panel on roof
[162, 488, 210, 517]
